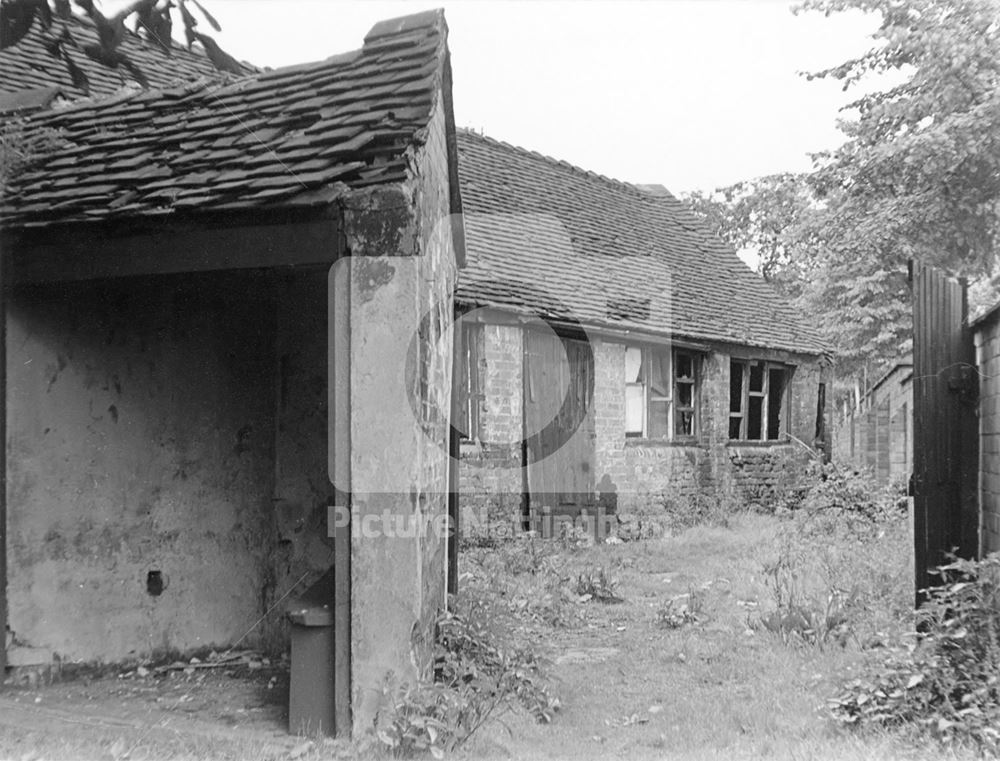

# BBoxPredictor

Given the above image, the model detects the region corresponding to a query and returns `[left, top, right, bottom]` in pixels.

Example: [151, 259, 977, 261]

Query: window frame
[459, 322, 485, 441]
[624, 345, 700, 441]
[729, 358, 792, 442]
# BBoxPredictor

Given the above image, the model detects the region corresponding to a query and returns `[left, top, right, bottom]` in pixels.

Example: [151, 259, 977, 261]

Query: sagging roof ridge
[456, 128, 708, 234]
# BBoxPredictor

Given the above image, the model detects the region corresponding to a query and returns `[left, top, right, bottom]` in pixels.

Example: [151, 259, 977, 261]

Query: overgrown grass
[452, 470, 979, 760]
[757, 463, 913, 648]
[832, 553, 1000, 757]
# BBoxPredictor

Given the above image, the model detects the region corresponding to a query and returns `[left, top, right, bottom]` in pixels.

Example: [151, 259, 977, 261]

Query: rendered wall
[345, 91, 457, 733]
[270, 270, 337, 643]
[6, 271, 279, 663]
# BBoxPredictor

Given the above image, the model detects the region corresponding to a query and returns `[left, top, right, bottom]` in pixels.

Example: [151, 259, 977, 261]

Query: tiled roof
[0, 14, 255, 99]
[0, 10, 448, 227]
[455, 131, 826, 355]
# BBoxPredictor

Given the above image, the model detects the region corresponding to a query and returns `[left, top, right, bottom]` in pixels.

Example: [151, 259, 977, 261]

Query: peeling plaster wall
[345, 91, 457, 733]
[459, 326, 827, 519]
[272, 271, 336, 592]
[6, 271, 279, 662]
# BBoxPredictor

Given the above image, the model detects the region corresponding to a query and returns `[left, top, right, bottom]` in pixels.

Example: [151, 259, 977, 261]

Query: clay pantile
[1, 10, 451, 228]
[455, 130, 826, 355]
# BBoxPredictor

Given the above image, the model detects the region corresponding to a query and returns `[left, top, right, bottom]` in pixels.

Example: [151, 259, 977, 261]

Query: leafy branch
[0, 0, 243, 93]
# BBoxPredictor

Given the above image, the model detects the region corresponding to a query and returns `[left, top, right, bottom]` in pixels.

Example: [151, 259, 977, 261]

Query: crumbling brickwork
[459, 326, 826, 527]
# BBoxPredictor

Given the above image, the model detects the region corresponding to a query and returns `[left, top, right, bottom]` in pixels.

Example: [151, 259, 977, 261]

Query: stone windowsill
[624, 437, 704, 449]
[726, 438, 794, 448]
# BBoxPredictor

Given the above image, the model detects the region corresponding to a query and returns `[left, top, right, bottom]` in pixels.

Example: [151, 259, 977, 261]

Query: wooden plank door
[911, 260, 979, 605]
[523, 330, 595, 518]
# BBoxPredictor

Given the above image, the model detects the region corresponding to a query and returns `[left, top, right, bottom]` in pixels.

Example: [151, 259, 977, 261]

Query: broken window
[459, 323, 485, 440]
[625, 346, 699, 439]
[729, 359, 791, 441]
[674, 351, 697, 436]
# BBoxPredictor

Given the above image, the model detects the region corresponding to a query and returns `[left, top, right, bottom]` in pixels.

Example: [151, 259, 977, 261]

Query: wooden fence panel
[911, 261, 979, 604]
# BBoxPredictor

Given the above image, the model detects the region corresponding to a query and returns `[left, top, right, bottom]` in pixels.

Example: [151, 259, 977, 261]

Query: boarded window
[729, 359, 791, 441]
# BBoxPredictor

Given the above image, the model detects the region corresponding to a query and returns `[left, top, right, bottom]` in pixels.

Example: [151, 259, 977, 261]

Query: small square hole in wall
[146, 570, 165, 596]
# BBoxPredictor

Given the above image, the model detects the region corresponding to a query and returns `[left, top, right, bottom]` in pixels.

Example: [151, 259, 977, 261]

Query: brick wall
[458, 323, 523, 533]
[459, 324, 825, 527]
[976, 313, 1000, 553]
[592, 339, 715, 515]
[833, 365, 913, 484]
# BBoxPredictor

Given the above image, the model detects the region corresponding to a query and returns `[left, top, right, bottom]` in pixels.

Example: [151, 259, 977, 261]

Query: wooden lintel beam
[6, 217, 341, 285]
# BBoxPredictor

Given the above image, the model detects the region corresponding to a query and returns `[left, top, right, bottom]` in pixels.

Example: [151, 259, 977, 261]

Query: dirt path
[0, 515, 941, 760]
[460, 516, 930, 761]
[0, 665, 304, 760]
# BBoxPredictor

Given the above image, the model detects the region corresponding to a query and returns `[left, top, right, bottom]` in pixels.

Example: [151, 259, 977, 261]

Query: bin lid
[286, 566, 336, 627]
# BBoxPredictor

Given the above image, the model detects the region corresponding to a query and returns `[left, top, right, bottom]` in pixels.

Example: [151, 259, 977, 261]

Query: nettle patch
[830, 554, 1000, 756]
[756, 462, 911, 649]
[375, 609, 559, 758]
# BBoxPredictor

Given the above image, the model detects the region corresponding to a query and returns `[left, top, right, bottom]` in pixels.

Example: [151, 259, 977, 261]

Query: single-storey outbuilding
[452, 131, 829, 536]
[0, 9, 462, 736]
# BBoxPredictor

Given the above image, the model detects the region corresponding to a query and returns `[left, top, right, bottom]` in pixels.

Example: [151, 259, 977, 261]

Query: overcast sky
[101, 1, 888, 194]
[191, 0, 884, 195]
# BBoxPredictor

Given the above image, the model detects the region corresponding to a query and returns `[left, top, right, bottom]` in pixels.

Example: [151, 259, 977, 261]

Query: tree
[685, 173, 819, 299]
[0, 0, 242, 92]
[687, 0, 1000, 370]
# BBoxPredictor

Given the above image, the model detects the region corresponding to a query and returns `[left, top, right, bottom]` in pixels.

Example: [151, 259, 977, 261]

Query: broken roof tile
[455, 131, 826, 356]
[1, 10, 448, 228]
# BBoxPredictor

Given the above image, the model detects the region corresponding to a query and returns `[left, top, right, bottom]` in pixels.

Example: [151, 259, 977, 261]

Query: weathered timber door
[523, 329, 595, 517]
[911, 261, 979, 604]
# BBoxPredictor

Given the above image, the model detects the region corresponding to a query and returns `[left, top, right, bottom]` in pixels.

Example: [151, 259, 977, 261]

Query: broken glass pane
[730, 362, 744, 413]
[747, 396, 764, 440]
[677, 381, 693, 408]
[676, 352, 693, 379]
[767, 368, 786, 439]
[729, 416, 743, 439]
[675, 409, 694, 436]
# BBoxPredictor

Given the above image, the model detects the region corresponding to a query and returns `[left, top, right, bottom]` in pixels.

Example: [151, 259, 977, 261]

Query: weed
[575, 566, 623, 603]
[657, 588, 704, 628]
[376, 610, 558, 757]
[0, 120, 67, 190]
[758, 463, 911, 649]
[558, 523, 595, 552]
[460, 537, 578, 629]
[670, 492, 737, 531]
[830, 554, 1000, 756]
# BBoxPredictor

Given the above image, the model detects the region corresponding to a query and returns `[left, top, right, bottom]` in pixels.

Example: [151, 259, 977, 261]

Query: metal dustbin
[286, 566, 336, 736]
